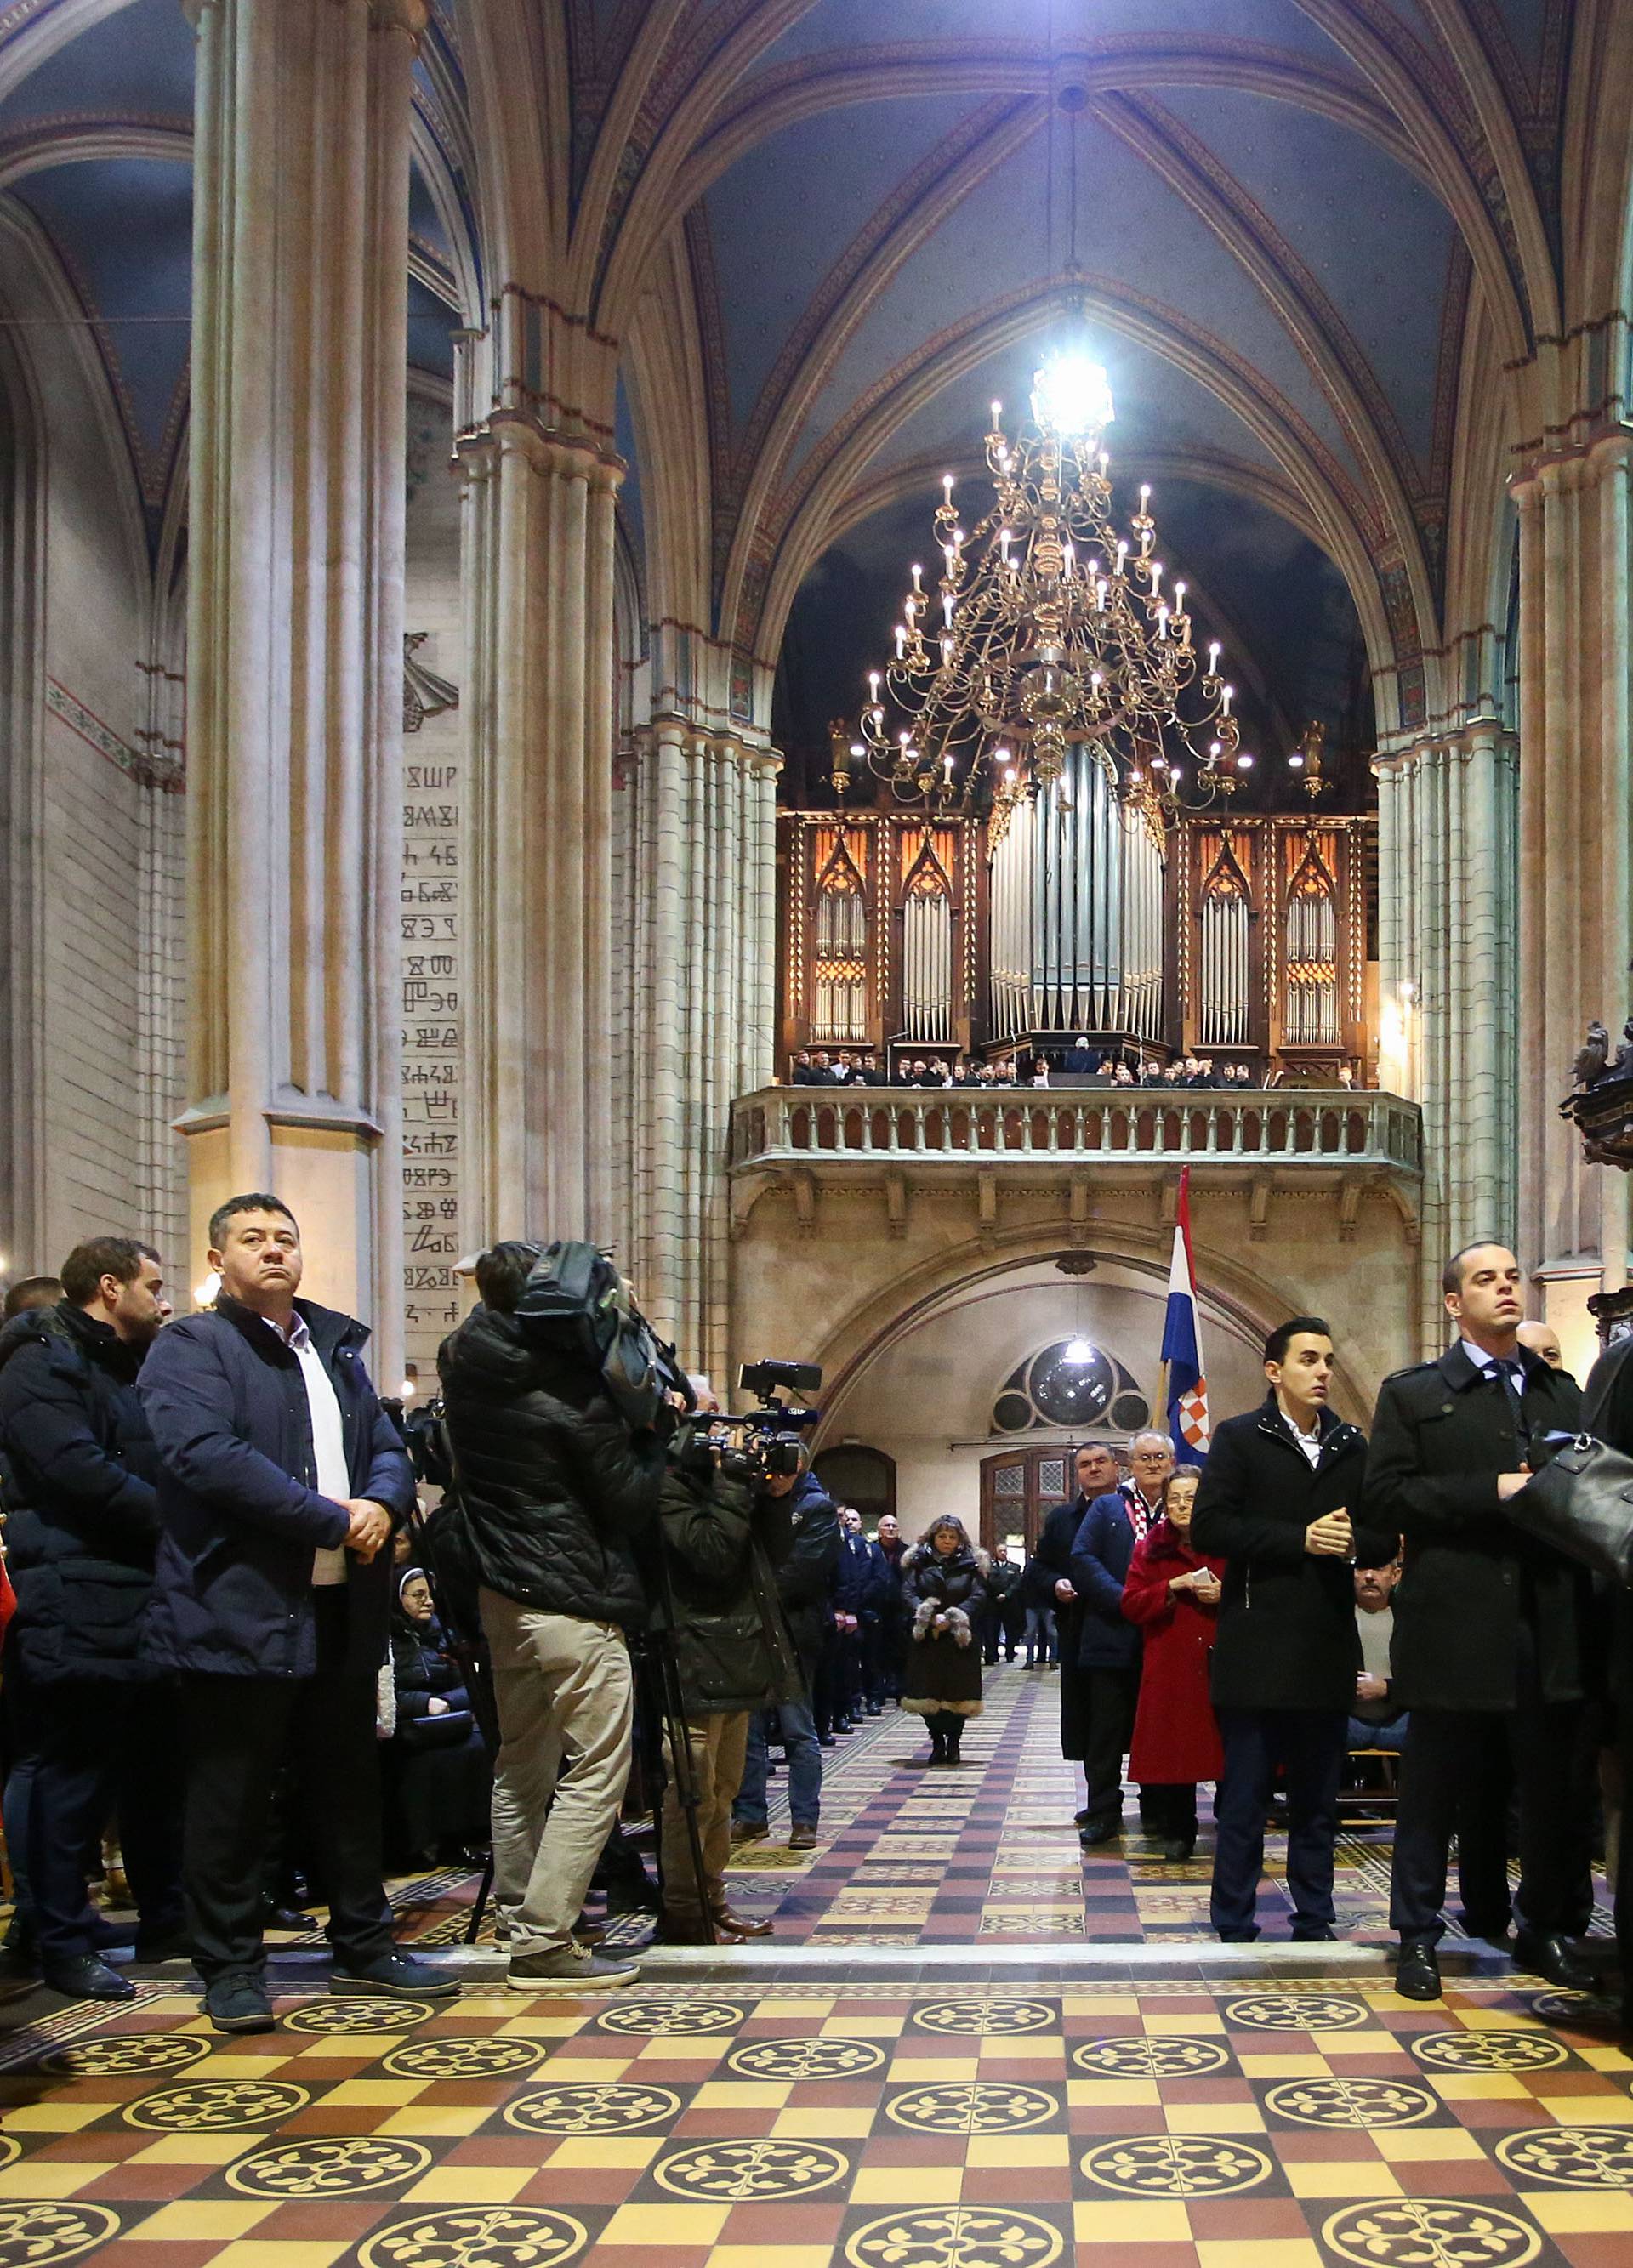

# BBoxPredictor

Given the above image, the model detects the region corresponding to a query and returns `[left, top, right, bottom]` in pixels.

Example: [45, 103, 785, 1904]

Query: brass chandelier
[830, 350, 1248, 823]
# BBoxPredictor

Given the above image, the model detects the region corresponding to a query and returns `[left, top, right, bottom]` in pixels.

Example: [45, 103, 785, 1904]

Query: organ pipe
[903, 889, 953, 1040]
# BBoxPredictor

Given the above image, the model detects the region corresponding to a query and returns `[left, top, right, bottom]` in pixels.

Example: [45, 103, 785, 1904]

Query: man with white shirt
[1365, 1243, 1590, 2001]
[140, 1194, 455, 2033]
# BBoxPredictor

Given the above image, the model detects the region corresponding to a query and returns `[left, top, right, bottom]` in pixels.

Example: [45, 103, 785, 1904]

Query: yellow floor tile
[888, 2055, 980, 2081]
[1579, 2046, 1633, 2072]
[821, 2015, 903, 2036]
[633, 2038, 735, 2061]
[515, 2055, 629, 2079]
[1145, 2012, 1226, 2034]
[771, 2106, 877, 2137]
[546, 2139, 663, 2168]
[126, 2203, 278, 2242]
[689, 2080, 792, 2107]
[376, 2105, 493, 2135]
[288, 2034, 405, 2059]
[1323, 2032, 1407, 2055]
[1284, 2163, 1404, 2197]
[498, 2015, 592, 2036]
[315, 2080, 428, 2106]
[1164, 2102, 1267, 2134]
[966, 2134, 1071, 2166]
[1238, 2055, 1331, 2078]
[850, 2166, 964, 2204]
[0, 2101, 105, 2132]
[208, 2246, 350, 2268]
[404, 2167, 536, 2202]
[1426, 2074, 1530, 2099]
[706, 2250, 834, 2268]
[1067, 2078, 1162, 2107]
[1372, 2128, 1490, 2161]
[1532, 2095, 1633, 2123]
[600, 2204, 731, 2244]
[1073, 2201, 1191, 2242]
[1519, 2192, 1633, 2232]
[0, 2163, 100, 2199]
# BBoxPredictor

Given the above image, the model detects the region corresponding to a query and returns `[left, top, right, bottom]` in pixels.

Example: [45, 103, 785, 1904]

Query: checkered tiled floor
[1, 1973, 1630, 2265]
[401, 1663, 1607, 1953]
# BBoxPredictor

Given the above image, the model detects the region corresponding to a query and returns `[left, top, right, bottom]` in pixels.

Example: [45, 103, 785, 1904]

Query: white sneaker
[507, 1941, 640, 1992]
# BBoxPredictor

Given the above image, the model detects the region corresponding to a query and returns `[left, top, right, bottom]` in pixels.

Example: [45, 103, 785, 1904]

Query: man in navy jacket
[1072, 1434, 1171, 1845]
[140, 1192, 455, 2033]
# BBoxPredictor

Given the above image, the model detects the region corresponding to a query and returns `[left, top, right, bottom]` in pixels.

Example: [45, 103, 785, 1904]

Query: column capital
[371, 0, 430, 39]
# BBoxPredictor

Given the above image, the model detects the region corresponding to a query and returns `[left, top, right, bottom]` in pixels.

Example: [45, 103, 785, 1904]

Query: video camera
[672, 1356, 823, 1486]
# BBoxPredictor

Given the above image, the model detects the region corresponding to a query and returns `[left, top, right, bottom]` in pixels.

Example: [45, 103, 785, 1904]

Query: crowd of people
[0, 1213, 1629, 2029]
[790, 1043, 1359, 1090]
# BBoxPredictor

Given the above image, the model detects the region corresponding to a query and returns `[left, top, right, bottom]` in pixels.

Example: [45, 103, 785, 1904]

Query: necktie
[1490, 1359, 1528, 1446]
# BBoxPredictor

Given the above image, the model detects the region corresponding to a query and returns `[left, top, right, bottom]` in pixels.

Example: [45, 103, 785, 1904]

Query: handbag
[1505, 1434, 1633, 1587]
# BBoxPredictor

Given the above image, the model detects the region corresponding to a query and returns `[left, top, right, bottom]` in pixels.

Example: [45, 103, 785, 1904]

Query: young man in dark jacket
[649, 1378, 803, 1941]
[1365, 1243, 1590, 2001]
[139, 1194, 446, 2033]
[0, 1237, 184, 1999]
[731, 1457, 839, 1850]
[1193, 1316, 1393, 1943]
[437, 1242, 667, 1991]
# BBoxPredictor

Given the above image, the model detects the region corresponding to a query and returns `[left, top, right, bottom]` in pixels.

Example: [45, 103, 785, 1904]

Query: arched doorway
[813, 1442, 896, 1525]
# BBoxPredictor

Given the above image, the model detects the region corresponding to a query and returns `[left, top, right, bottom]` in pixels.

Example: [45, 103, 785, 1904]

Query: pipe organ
[782, 807, 1374, 1074]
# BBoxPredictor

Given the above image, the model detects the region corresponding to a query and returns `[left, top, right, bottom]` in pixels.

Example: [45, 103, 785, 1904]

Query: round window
[1028, 1341, 1115, 1427]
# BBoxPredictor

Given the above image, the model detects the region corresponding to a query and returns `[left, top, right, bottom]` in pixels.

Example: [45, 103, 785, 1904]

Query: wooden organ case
[780, 809, 1376, 1078]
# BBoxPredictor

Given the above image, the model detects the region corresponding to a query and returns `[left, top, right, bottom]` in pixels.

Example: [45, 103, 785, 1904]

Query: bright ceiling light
[1062, 1337, 1095, 1366]
[1032, 351, 1114, 438]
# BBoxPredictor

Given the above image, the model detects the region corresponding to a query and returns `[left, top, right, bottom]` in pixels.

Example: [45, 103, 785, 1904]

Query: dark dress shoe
[1078, 1820, 1119, 1848]
[44, 1955, 135, 2002]
[1514, 1931, 1594, 1992]
[1162, 1839, 1197, 1864]
[1395, 1943, 1442, 2001]
[205, 1975, 276, 2032]
[817, 1733, 836, 1749]
[654, 1912, 743, 1946]
[132, 1929, 194, 1964]
[1073, 1807, 1093, 1827]
[1292, 1924, 1337, 1941]
[713, 1907, 773, 1938]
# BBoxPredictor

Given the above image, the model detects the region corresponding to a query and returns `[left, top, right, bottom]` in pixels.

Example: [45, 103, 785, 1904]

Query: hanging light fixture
[834, 369, 1243, 820]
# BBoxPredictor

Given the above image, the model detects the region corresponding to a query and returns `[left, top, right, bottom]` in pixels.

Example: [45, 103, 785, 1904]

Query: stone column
[458, 372, 623, 1253]
[1514, 429, 1633, 1368]
[181, 0, 423, 1369]
[1376, 724, 1519, 1354]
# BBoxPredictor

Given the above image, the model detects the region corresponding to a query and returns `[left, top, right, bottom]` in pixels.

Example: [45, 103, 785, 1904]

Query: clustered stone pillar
[1376, 725, 1519, 1354]
[458, 415, 623, 1251]
[181, 0, 423, 1371]
[616, 714, 777, 1378]
[1514, 429, 1633, 1366]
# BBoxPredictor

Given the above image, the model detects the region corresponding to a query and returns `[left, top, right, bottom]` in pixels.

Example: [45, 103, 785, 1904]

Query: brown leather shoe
[713, 1907, 773, 1939]
[653, 1911, 745, 1946]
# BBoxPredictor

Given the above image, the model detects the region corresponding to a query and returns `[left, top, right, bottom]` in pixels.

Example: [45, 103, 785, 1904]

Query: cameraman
[649, 1378, 805, 1941]
[437, 1242, 667, 1992]
[731, 1447, 839, 1850]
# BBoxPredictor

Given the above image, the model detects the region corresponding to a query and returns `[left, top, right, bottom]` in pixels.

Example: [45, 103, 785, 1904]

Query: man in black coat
[1579, 1332, 1633, 2031]
[1366, 1243, 1592, 1999]
[731, 1457, 839, 1850]
[438, 1241, 667, 1992]
[1194, 1317, 1392, 1942]
[0, 1237, 184, 2000]
[1027, 1443, 1120, 1797]
[141, 1194, 449, 2033]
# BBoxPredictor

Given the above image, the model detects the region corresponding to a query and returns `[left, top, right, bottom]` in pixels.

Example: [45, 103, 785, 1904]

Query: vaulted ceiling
[0, 0, 1604, 796]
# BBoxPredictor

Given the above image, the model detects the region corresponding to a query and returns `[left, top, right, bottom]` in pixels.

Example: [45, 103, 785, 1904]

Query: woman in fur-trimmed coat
[900, 1517, 989, 1765]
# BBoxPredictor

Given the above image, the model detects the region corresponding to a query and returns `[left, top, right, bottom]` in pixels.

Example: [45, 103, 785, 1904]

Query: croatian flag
[1161, 1165, 1210, 1464]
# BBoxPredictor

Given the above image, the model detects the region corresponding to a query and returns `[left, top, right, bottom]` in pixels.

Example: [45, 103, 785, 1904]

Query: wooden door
[979, 1446, 1073, 1555]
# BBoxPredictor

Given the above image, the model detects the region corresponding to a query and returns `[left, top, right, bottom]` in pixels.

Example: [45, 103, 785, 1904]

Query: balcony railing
[729, 1086, 1423, 1174]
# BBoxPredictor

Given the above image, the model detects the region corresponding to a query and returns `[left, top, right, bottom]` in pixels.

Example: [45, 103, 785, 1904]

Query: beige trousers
[479, 1587, 633, 1955]
[659, 1709, 751, 1921]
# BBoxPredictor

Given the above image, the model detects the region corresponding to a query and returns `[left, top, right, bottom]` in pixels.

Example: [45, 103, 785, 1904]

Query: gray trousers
[479, 1588, 633, 1956]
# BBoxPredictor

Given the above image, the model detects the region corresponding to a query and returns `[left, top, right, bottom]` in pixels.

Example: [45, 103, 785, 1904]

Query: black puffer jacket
[0, 1302, 163, 1683]
[764, 1469, 840, 1666]
[436, 1304, 665, 1629]
[649, 1458, 803, 1714]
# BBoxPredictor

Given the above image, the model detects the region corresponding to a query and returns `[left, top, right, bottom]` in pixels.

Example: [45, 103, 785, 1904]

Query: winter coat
[1069, 1492, 1152, 1669]
[139, 1296, 414, 1679]
[1022, 1498, 1084, 1611]
[1193, 1395, 1388, 1712]
[0, 1302, 164, 1683]
[435, 1303, 666, 1630]
[649, 1458, 803, 1714]
[860, 1537, 897, 1622]
[763, 1469, 840, 1667]
[1121, 1519, 1226, 1782]
[985, 1556, 1023, 1610]
[900, 1539, 988, 1714]
[1365, 1343, 1586, 1712]
[833, 1528, 875, 1616]
[390, 1614, 474, 1748]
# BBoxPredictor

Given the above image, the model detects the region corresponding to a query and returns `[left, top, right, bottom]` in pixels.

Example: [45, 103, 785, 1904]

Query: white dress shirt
[264, 1311, 350, 1585]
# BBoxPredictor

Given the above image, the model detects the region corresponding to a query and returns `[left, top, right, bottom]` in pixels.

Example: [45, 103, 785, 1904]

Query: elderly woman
[1120, 1470, 1226, 1861]
[900, 1515, 988, 1766]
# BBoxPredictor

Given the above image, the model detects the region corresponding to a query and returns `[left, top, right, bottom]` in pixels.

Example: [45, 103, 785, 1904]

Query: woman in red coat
[1122, 1469, 1226, 1860]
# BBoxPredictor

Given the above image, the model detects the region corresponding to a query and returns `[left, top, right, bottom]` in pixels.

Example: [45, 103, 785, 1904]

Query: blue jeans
[1348, 1712, 1409, 1754]
[732, 1702, 822, 1832]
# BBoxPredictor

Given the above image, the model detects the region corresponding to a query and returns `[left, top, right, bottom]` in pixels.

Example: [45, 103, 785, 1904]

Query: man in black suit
[1194, 1320, 1391, 1942]
[1365, 1243, 1590, 2000]
[1026, 1443, 1119, 1811]
[1580, 1331, 1633, 2032]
